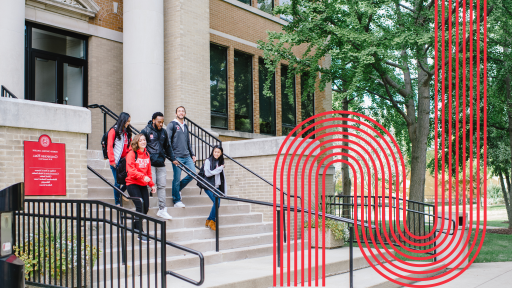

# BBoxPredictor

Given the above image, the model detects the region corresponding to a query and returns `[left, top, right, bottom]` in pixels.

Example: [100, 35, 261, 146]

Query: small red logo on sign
[40, 135, 51, 147]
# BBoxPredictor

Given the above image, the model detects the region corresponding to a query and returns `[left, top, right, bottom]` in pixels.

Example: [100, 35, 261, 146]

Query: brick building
[0, 0, 331, 146]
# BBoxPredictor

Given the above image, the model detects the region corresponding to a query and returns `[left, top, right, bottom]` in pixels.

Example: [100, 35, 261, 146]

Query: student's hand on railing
[151, 186, 157, 193]
[144, 176, 151, 183]
[192, 156, 197, 163]
[173, 160, 179, 165]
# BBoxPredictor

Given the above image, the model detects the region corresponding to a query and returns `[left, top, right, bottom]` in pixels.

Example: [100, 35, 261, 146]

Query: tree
[258, 0, 460, 236]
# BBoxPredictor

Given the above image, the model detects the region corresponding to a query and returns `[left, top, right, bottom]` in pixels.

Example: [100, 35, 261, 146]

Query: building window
[237, 0, 252, 5]
[234, 51, 253, 133]
[281, 65, 296, 136]
[259, 58, 276, 135]
[210, 44, 229, 129]
[258, 0, 274, 14]
[279, 0, 293, 22]
[301, 73, 315, 139]
[25, 22, 88, 107]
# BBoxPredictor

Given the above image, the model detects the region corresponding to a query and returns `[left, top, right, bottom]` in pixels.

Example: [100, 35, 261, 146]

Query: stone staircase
[86, 150, 443, 287]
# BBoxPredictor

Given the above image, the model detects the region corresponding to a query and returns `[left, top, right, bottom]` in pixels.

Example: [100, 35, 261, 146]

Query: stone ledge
[213, 128, 272, 140]
[0, 97, 91, 134]
[221, 0, 288, 26]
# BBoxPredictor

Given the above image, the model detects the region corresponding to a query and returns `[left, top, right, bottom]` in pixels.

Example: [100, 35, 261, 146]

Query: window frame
[259, 57, 276, 136]
[210, 43, 230, 130]
[281, 64, 296, 135]
[233, 50, 254, 133]
[25, 22, 88, 107]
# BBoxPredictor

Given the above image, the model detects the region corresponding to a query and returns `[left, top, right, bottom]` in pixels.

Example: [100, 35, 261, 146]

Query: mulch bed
[486, 228, 512, 235]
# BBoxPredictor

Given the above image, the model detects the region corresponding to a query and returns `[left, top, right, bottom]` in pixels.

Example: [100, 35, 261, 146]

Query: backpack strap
[170, 122, 178, 143]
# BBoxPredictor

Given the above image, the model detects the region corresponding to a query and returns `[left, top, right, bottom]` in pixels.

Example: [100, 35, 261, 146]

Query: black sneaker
[138, 235, 150, 243]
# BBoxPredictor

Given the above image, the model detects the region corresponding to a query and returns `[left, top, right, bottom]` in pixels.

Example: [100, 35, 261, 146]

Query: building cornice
[26, 0, 99, 20]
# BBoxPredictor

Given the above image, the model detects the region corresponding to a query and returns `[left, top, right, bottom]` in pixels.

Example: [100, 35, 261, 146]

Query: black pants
[127, 184, 150, 232]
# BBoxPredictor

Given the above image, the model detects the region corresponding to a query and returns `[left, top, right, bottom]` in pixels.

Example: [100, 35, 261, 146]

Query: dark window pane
[259, 58, 276, 135]
[281, 65, 296, 127]
[210, 44, 228, 129]
[301, 73, 315, 138]
[237, 0, 252, 5]
[282, 125, 296, 136]
[258, 0, 273, 14]
[234, 51, 253, 133]
[32, 28, 85, 59]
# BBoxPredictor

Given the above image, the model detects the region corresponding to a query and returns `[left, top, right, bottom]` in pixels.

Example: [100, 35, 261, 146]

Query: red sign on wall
[24, 135, 66, 196]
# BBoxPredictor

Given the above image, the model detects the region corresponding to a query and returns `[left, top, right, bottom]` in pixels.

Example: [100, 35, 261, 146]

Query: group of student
[106, 106, 226, 242]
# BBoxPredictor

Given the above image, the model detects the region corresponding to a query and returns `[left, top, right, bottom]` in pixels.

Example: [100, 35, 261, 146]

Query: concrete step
[108, 247, 395, 288]
[97, 194, 239, 209]
[324, 261, 446, 287]
[87, 186, 200, 199]
[92, 222, 273, 245]
[91, 241, 308, 282]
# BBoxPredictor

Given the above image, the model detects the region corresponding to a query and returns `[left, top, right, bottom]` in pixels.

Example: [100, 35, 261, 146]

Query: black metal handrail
[15, 198, 204, 287]
[184, 117, 301, 200]
[1, 85, 18, 98]
[86, 166, 204, 286]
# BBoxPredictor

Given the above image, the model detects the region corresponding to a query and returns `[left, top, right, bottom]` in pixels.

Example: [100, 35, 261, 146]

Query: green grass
[479, 220, 510, 228]
[469, 230, 512, 263]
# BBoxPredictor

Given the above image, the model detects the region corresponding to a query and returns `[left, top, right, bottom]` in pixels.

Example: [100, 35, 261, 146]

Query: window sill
[212, 128, 274, 140]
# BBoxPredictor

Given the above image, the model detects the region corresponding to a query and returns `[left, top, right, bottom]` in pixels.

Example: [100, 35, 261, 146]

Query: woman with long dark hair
[126, 134, 156, 242]
[203, 145, 226, 231]
[107, 112, 132, 206]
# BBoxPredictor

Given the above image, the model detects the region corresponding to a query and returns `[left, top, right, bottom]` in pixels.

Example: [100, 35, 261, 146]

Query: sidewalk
[403, 262, 512, 288]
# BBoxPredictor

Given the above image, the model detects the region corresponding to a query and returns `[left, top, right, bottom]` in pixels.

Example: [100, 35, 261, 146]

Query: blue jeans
[204, 189, 220, 221]
[110, 161, 126, 205]
[171, 156, 196, 204]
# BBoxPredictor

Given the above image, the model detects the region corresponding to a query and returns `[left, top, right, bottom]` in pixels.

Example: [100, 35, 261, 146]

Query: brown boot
[205, 220, 211, 228]
[208, 220, 216, 231]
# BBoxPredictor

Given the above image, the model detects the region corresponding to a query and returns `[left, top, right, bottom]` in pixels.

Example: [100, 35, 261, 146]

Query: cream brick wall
[88, 36, 123, 150]
[0, 127, 88, 199]
[164, 0, 211, 128]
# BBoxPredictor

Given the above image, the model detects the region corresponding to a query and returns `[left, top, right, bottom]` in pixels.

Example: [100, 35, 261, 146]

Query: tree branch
[384, 61, 403, 69]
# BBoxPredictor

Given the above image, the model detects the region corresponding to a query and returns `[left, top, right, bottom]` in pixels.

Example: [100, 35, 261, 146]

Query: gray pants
[151, 166, 167, 210]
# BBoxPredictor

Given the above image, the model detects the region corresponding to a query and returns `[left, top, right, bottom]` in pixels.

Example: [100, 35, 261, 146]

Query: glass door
[32, 52, 58, 104]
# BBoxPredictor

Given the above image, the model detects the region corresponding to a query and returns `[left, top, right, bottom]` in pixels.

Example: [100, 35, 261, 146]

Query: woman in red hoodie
[126, 134, 156, 242]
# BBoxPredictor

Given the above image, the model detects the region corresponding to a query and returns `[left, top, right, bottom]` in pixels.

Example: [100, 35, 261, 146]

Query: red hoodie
[107, 128, 131, 166]
[126, 148, 155, 187]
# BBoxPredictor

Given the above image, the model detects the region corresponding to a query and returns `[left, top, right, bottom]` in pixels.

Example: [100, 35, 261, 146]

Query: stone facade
[0, 127, 88, 198]
[88, 0, 124, 32]
[164, 0, 211, 128]
[0, 98, 91, 198]
[88, 36, 124, 150]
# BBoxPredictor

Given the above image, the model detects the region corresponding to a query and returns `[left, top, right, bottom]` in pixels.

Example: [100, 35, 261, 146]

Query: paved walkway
[403, 262, 512, 288]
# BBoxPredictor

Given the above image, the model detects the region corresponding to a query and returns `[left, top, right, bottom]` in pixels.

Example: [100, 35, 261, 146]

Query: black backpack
[101, 126, 116, 160]
[116, 150, 149, 185]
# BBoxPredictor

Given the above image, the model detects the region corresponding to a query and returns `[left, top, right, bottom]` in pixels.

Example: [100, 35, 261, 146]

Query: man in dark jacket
[141, 112, 174, 220]
[166, 106, 196, 208]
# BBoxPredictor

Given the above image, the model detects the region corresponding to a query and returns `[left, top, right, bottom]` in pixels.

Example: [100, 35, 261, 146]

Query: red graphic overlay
[272, 1, 488, 285]
[24, 135, 66, 196]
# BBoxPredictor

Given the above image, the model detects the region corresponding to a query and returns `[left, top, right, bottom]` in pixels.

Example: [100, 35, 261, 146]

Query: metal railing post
[277, 209, 281, 268]
[162, 221, 167, 288]
[215, 196, 219, 252]
[103, 112, 107, 135]
[349, 225, 353, 288]
[77, 203, 82, 288]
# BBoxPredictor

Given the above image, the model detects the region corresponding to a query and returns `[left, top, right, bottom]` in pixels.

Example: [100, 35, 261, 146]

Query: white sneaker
[174, 201, 186, 208]
[156, 208, 173, 220]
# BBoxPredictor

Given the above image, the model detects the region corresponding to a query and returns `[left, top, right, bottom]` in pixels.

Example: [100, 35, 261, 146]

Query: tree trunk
[506, 73, 512, 230]
[405, 60, 431, 238]
[498, 171, 512, 230]
[341, 98, 352, 218]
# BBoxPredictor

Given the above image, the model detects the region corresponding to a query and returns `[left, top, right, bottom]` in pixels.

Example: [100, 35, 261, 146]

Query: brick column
[253, 55, 260, 134]
[228, 46, 236, 131]
[275, 65, 282, 136]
